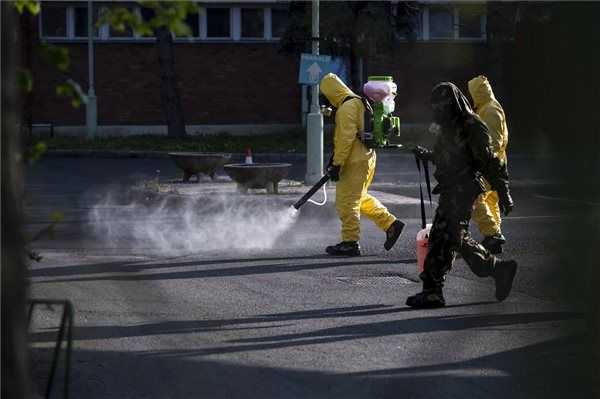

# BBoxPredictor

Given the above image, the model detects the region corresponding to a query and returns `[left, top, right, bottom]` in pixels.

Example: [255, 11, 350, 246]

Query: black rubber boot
[384, 220, 405, 251]
[493, 259, 518, 301]
[406, 288, 446, 309]
[481, 234, 506, 255]
[326, 241, 361, 257]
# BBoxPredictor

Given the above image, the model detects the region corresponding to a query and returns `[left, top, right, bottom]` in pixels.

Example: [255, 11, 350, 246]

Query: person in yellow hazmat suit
[319, 73, 404, 256]
[468, 75, 510, 254]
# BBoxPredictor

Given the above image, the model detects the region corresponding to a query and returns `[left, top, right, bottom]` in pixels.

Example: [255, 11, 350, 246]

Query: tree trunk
[1, 3, 31, 398]
[349, 1, 367, 91]
[155, 27, 186, 138]
[486, 2, 518, 106]
[349, 51, 364, 92]
[20, 10, 34, 143]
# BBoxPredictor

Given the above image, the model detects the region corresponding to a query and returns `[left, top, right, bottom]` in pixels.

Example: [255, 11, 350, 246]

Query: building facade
[31, 1, 492, 135]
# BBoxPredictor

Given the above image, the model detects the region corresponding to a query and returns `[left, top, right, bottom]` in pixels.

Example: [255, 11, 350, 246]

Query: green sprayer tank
[363, 76, 401, 147]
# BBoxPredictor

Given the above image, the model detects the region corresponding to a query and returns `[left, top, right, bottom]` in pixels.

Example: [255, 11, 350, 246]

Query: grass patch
[34, 131, 319, 153]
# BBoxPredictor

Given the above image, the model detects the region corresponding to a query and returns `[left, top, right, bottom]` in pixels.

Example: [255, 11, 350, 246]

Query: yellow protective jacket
[319, 73, 395, 242]
[468, 76, 509, 162]
[320, 73, 373, 167]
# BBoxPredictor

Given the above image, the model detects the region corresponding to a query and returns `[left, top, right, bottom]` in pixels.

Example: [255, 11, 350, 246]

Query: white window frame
[39, 3, 286, 44]
[265, 8, 273, 40]
[422, 7, 430, 41]
[421, 2, 486, 42]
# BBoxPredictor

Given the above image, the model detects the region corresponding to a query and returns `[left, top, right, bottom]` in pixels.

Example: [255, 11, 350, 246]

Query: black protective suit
[408, 82, 516, 307]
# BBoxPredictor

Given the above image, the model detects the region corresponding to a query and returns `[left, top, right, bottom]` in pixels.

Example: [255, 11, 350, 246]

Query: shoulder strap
[415, 156, 433, 229]
[341, 95, 373, 115]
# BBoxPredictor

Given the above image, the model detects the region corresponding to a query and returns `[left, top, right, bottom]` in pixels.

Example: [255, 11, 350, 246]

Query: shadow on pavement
[31, 257, 416, 284]
[28, 254, 342, 278]
[31, 309, 582, 352]
[30, 333, 594, 399]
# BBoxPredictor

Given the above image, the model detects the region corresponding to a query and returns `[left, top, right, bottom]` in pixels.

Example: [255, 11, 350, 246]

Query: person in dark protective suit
[407, 82, 518, 308]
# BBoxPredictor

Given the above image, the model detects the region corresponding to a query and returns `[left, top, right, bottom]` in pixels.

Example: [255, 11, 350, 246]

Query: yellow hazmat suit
[468, 75, 509, 237]
[320, 73, 397, 242]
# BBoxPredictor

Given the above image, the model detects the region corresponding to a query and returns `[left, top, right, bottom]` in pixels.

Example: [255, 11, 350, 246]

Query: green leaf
[56, 79, 86, 108]
[27, 141, 47, 162]
[170, 20, 191, 36]
[66, 79, 88, 105]
[14, 0, 40, 15]
[41, 44, 70, 72]
[17, 69, 33, 92]
[50, 211, 64, 223]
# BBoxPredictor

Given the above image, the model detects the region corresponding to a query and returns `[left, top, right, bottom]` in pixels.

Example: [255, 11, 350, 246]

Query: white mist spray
[89, 192, 301, 256]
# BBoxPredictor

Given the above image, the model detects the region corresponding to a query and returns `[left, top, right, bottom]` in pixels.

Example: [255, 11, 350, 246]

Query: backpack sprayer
[361, 76, 402, 149]
[293, 76, 402, 210]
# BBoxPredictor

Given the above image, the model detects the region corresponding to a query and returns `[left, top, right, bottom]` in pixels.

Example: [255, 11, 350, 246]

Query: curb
[44, 149, 565, 162]
[45, 149, 171, 159]
[44, 149, 308, 161]
[43, 149, 419, 161]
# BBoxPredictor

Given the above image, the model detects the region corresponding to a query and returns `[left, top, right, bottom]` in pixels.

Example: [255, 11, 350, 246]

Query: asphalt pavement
[25, 154, 597, 398]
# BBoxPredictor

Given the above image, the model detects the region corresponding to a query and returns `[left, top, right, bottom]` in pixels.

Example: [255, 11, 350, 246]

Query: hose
[307, 183, 328, 206]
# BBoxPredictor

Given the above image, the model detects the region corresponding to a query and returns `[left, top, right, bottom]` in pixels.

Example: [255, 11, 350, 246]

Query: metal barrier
[28, 299, 74, 399]
[31, 123, 54, 138]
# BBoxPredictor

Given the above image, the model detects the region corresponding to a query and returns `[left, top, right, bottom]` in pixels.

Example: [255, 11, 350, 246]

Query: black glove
[327, 164, 341, 182]
[498, 188, 514, 216]
[326, 155, 334, 169]
[412, 145, 433, 162]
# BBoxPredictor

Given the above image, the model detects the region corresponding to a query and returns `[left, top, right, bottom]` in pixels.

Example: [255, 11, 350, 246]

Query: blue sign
[299, 53, 350, 86]
[328, 57, 349, 85]
[298, 53, 331, 85]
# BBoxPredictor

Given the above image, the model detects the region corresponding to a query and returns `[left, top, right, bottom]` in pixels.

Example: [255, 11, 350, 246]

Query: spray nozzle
[320, 105, 333, 117]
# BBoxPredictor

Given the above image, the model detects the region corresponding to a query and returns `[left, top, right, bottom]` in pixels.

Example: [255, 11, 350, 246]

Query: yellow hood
[468, 75, 496, 110]
[320, 73, 356, 108]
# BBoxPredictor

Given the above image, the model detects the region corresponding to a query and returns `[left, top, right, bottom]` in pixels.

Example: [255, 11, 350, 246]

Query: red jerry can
[416, 224, 432, 273]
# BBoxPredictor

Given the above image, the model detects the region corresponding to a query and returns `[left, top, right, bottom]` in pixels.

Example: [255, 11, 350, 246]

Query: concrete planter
[223, 163, 292, 194]
[168, 152, 231, 182]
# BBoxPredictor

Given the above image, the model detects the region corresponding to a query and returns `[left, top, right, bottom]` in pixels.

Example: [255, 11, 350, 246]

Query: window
[429, 5, 454, 39]
[73, 6, 101, 38]
[40, 4, 291, 43]
[271, 8, 288, 38]
[458, 4, 484, 39]
[42, 5, 67, 38]
[186, 12, 200, 37]
[206, 8, 230, 38]
[394, 8, 423, 40]
[107, 6, 134, 38]
[140, 7, 156, 37]
[174, 12, 200, 38]
[241, 8, 264, 38]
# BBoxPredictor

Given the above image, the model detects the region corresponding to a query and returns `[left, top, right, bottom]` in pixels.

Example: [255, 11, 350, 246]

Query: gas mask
[431, 85, 457, 126]
[319, 93, 334, 117]
[430, 82, 473, 127]
[431, 97, 456, 126]
[428, 122, 442, 136]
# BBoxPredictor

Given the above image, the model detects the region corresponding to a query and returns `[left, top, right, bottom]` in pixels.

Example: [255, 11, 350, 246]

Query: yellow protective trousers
[472, 181, 502, 237]
[335, 153, 396, 242]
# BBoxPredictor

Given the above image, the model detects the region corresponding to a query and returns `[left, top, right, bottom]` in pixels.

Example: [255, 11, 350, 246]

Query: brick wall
[367, 42, 489, 123]
[31, 37, 490, 126]
[31, 40, 301, 126]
